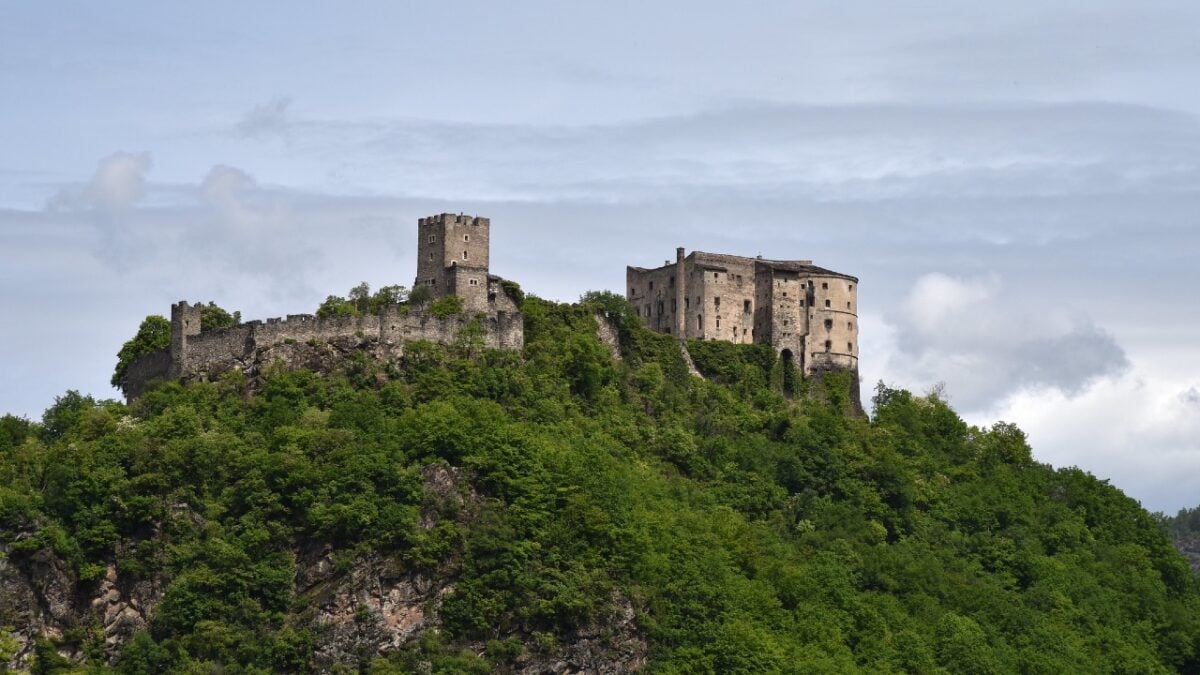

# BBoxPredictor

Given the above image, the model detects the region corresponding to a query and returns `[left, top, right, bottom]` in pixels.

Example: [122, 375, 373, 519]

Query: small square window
[825, 299, 831, 308]
[714, 272, 719, 279]
[463, 250, 469, 260]
[824, 319, 833, 329]
[825, 340, 832, 351]
[428, 235, 436, 243]
[743, 300, 751, 313]
[714, 296, 720, 307]
[847, 342, 853, 351]
[822, 282, 829, 290]
[464, 234, 470, 242]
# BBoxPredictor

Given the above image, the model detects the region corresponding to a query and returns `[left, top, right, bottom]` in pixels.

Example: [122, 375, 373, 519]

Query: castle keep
[121, 214, 523, 399]
[627, 249, 858, 376]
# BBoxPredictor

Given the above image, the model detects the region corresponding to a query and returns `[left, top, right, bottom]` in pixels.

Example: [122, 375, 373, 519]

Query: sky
[1, 1, 1198, 512]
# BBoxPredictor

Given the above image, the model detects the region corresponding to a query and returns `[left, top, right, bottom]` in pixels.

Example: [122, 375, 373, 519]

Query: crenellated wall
[122, 302, 524, 399]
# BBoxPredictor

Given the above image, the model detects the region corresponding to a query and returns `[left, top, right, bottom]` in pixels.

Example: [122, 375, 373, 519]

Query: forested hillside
[1, 292, 1197, 673]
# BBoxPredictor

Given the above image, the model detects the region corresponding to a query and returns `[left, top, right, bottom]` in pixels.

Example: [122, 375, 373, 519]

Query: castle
[122, 214, 862, 399]
[627, 249, 858, 376]
[121, 214, 523, 399]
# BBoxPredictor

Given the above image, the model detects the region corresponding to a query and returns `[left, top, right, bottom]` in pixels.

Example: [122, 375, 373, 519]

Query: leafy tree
[317, 283, 410, 318]
[111, 315, 170, 389]
[408, 284, 433, 306]
[199, 302, 241, 331]
[428, 294, 465, 318]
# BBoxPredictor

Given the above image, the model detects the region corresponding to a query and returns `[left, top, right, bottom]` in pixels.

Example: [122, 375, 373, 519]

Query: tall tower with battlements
[415, 213, 491, 312]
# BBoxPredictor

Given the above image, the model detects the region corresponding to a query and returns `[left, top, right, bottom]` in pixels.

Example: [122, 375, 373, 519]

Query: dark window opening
[825, 299, 831, 308]
[824, 319, 833, 330]
[825, 340, 832, 351]
[822, 282, 828, 289]
[714, 296, 721, 307]
[649, 281, 654, 290]
[848, 342, 853, 351]
[743, 300, 751, 313]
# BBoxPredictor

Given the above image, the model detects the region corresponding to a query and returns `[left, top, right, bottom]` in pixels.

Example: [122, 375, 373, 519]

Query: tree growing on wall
[110, 315, 171, 389]
[200, 302, 241, 331]
[317, 283, 412, 318]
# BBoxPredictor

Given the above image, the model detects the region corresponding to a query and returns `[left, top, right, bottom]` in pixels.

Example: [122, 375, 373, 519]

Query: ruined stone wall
[124, 303, 524, 399]
[121, 348, 171, 400]
[626, 264, 679, 336]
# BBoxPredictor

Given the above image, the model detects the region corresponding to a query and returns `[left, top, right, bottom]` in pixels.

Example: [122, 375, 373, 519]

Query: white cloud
[990, 371, 1200, 513]
[47, 151, 153, 212]
[878, 273, 1128, 411]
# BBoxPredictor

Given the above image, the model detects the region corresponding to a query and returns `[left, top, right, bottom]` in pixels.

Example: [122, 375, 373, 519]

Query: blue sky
[2, 1, 1199, 512]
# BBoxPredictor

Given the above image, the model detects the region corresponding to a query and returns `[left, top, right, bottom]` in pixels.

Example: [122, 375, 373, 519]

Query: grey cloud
[1183, 387, 1200, 407]
[236, 96, 293, 138]
[882, 273, 1129, 411]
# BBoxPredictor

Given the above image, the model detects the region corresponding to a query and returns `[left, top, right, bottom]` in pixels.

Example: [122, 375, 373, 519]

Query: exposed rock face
[0, 543, 76, 668]
[0, 541, 162, 669]
[1, 465, 648, 672]
[499, 593, 647, 674]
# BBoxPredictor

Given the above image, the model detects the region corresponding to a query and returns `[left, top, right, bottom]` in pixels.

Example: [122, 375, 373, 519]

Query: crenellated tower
[415, 213, 491, 312]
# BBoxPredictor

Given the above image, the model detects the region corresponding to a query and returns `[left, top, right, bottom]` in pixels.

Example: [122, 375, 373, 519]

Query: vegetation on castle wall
[4, 294, 1200, 672]
[198, 302, 241, 331]
[427, 294, 465, 319]
[110, 315, 170, 389]
[316, 282, 410, 318]
[499, 279, 525, 309]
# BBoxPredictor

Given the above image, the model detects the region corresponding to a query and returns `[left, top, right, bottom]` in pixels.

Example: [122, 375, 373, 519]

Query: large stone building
[121, 213, 522, 399]
[627, 249, 858, 376]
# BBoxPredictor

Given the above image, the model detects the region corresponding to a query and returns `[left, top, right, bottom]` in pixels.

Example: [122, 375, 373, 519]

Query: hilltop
[1, 292, 1197, 673]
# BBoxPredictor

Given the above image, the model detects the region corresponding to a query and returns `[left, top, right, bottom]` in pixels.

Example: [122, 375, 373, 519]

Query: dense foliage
[110, 316, 171, 389]
[4, 294, 1199, 673]
[316, 283, 410, 318]
[199, 302, 241, 331]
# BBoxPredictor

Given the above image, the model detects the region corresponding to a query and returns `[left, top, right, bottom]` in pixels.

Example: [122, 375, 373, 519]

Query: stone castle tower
[415, 213, 492, 313]
[627, 249, 859, 377]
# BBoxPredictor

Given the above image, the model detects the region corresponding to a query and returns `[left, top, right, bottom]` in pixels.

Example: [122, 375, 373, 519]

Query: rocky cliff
[1, 464, 644, 672]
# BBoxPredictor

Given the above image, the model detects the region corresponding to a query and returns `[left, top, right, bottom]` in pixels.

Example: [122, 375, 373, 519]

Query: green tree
[111, 315, 171, 389]
[199, 302, 241, 331]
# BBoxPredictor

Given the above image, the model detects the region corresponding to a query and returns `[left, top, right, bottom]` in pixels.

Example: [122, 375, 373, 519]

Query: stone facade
[122, 213, 523, 399]
[627, 249, 858, 376]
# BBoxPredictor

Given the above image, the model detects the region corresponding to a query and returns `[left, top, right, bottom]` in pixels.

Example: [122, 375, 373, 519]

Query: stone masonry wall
[628, 249, 858, 377]
[123, 304, 524, 399]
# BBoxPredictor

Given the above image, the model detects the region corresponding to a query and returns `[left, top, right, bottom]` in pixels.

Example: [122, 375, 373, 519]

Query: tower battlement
[122, 214, 523, 400]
